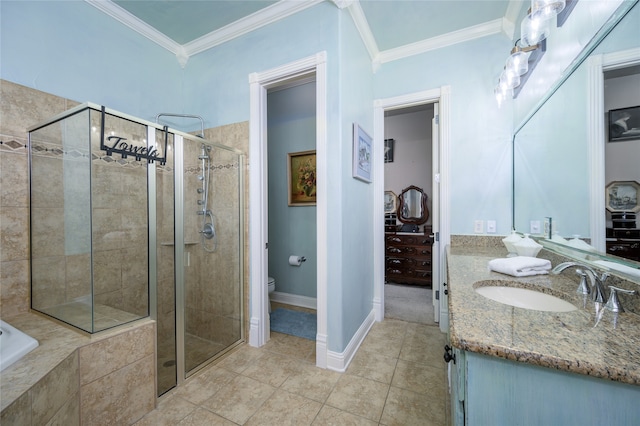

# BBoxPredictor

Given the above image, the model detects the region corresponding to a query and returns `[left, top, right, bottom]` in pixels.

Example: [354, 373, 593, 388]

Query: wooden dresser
[606, 228, 640, 261]
[385, 227, 433, 287]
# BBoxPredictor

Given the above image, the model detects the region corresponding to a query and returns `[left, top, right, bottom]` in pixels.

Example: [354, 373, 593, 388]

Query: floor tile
[133, 394, 197, 426]
[280, 362, 342, 403]
[173, 366, 237, 405]
[380, 385, 447, 426]
[176, 407, 237, 425]
[201, 375, 275, 424]
[325, 374, 390, 422]
[346, 348, 398, 384]
[312, 405, 379, 425]
[391, 359, 446, 396]
[244, 389, 322, 426]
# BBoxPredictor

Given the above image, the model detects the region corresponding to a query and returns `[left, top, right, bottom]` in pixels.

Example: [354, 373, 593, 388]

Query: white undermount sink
[475, 283, 577, 312]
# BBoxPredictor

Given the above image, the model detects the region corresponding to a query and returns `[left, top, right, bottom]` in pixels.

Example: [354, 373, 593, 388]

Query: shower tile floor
[136, 317, 449, 425]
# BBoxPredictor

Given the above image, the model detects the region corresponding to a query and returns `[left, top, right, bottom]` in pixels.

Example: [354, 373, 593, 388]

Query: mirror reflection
[398, 185, 429, 225]
[513, 1, 640, 280]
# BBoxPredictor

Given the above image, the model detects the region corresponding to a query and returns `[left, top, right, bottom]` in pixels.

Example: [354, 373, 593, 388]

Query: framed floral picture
[353, 123, 372, 183]
[288, 150, 316, 206]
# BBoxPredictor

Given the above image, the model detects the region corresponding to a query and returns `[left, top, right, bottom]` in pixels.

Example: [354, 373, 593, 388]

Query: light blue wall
[1, 0, 522, 353]
[0, 1, 182, 122]
[267, 82, 317, 299]
[374, 34, 515, 235]
[336, 10, 376, 349]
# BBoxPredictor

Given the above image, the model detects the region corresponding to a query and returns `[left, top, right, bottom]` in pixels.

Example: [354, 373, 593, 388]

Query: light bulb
[507, 48, 530, 76]
[521, 12, 551, 46]
[500, 69, 520, 90]
[531, 0, 565, 20]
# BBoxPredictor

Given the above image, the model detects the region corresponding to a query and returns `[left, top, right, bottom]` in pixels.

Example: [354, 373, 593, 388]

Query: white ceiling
[89, 0, 526, 65]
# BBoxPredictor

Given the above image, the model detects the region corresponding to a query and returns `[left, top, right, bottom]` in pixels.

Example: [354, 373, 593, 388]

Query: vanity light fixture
[531, 0, 566, 21]
[521, 8, 551, 46]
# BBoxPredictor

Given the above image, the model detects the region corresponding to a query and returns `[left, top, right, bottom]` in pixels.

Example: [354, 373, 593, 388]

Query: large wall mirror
[513, 0, 640, 281]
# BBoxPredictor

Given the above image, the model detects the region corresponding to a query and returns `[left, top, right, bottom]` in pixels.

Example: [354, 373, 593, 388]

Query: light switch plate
[487, 220, 496, 233]
[474, 220, 484, 234]
[530, 220, 541, 234]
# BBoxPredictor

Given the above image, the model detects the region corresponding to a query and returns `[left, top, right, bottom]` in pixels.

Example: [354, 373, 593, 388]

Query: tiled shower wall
[1, 78, 250, 336]
[0, 80, 81, 317]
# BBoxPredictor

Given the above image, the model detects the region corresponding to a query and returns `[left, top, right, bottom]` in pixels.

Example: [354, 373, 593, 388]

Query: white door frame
[248, 52, 329, 368]
[587, 48, 640, 252]
[373, 87, 451, 333]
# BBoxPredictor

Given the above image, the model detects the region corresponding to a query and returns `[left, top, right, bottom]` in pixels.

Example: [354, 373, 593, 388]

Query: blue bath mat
[270, 308, 316, 341]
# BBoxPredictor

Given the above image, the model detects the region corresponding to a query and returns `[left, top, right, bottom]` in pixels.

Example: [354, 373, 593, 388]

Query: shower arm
[155, 113, 205, 138]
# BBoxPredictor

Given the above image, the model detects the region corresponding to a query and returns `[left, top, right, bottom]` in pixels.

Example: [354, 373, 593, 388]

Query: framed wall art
[605, 180, 640, 213]
[384, 138, 395, 163]
[353, 123, 372, 183]
[608, 106, 640, 142]
[288, 150, 317, 206]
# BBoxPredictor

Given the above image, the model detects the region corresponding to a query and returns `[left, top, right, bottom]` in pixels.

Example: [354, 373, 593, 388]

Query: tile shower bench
[1, 312, 155, 424]
[446, 245, 640, 425]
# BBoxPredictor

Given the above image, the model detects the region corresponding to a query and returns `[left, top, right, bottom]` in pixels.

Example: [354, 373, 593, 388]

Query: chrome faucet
[551, 262, 610, 303]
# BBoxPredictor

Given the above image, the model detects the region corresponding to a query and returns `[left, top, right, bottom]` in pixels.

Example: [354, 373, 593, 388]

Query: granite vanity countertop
[447, 246, 640, 386]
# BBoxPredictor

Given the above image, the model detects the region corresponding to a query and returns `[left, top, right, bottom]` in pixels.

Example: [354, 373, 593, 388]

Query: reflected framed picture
[605, 180, 640, 213]
[384, 191, 397, 214]
[288, 150, 316, 206]
[608, 106, 640, 142]
[353, 123, 372, 183]
[384, 139, 395, 163]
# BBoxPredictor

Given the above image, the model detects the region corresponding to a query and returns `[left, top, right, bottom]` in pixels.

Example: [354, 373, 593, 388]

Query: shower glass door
[181, 136, 244, 377]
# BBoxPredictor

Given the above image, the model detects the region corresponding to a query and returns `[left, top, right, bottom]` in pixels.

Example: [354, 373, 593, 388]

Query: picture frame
[384, 139, 395, 163]
[605, 180, 640, 213]
[352, 123, 372, 183]
[608, 106, 640, 142]
[384, 191, 397, 214]
[288, 150, 317, 206]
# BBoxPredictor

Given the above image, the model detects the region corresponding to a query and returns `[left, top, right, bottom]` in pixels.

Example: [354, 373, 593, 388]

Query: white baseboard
[270, 291, 317, 310]
[326, 309, 376, 372]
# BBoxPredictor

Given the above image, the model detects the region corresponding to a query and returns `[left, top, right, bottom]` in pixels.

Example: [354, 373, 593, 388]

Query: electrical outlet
[530, 220, 541, 234]
[474, 220, 484, 234]
[486, 220, 496, 233]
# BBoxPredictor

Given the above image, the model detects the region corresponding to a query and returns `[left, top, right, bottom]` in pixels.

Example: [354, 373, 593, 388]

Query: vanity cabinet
[448, 348, 640, 425]
[606, 228, 640, 261]
[385, 227, 432, 286]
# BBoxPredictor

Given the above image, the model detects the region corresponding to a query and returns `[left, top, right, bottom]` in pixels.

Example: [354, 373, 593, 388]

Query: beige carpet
[384, 283, 436, 325]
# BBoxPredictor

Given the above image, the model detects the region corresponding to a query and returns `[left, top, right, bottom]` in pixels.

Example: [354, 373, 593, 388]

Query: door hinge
[435, 290, 440, 300]
[435, 232, 439, 242]
[435, 114, 439, 125]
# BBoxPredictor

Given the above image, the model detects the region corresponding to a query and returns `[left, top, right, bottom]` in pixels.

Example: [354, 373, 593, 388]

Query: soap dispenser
[513, 233, 543, 257]
[502, 230, 523, 257]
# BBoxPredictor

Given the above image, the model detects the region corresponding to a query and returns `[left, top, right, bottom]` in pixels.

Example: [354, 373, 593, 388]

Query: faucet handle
[574, 269, 590, 295]
[599, 272, 611, 285]
[605, 285, 638, 313]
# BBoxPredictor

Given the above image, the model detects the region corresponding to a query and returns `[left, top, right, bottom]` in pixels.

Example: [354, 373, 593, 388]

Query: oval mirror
[397, 185, 429, 224]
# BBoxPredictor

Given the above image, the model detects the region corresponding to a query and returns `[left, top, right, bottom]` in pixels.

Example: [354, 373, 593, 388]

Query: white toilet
[267, 276, 275, 312]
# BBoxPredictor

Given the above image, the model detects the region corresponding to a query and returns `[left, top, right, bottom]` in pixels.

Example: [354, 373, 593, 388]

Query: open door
[431, 103, 441, 323]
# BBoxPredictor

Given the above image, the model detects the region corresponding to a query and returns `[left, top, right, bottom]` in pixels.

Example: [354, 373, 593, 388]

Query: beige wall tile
[31, 351, 79, 425]
[0, 149, 29, 207]
[0, 390, 31, 425]
[80, 354, 155, 425]
[0, 259, 29, 317]
[79, 322, 154, 385]
[46, 391, 80, 426]
[0, 206, 29, 262]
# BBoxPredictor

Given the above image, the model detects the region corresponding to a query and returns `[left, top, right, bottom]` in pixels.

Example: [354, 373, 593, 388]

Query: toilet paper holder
[288, 255, 307, 266]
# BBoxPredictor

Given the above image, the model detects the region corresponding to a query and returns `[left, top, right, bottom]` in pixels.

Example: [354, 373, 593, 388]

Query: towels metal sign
[99, 106, 167, 165]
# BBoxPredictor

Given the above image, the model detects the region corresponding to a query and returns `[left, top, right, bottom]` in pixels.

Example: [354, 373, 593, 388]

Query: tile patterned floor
[135, 319, 448, 425]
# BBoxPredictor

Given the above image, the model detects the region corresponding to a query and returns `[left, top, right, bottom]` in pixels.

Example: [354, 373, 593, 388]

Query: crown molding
[184, 0, 324, 56]
[346, 1, 380, 63]
[377, 18, 504, 64]
[85, 0, 181, 54]
[86, 0, 323, 63]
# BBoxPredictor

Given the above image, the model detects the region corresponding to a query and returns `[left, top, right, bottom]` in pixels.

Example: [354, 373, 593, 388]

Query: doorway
[373, 87, 451, 333]
[383, 104, 436, 324]
[248, 53, 329, 367]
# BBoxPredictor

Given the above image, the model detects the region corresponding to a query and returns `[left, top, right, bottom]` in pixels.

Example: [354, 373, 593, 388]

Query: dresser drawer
[385, 234, 432, 246]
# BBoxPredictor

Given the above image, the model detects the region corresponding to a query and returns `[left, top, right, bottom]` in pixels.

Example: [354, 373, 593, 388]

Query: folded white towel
[488, 256, 552, 277]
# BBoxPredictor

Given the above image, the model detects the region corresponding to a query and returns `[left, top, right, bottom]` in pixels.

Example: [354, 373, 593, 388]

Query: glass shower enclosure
[28, 103, 244, 396]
